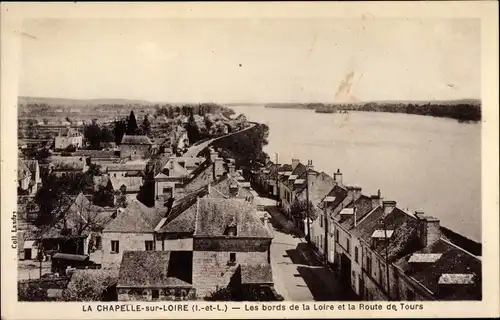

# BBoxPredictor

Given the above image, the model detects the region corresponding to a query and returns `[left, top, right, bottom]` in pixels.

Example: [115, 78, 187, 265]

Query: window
[355, 247, 359, 263]
[346, 238, 350, 253]
[229, 253, 236, 264]
[111, 240, 119, 253]
[145, 241, 154, 251]
[407, 289, 415, 301]
[152, 289, 159, 300]
[320, 214, 323, 228]
[335, 229, 339, 243]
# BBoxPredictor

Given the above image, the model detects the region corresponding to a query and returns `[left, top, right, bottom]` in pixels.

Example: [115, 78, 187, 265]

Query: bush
[18, 282, 48, 301]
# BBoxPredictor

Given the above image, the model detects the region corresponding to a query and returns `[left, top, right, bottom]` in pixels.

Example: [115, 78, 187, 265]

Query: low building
[192, 198, 274, 298]
[117, 251, 195, 301]
[120, 135, 153, 160]
[48, 156, 88, 176]
[103, 160, 148, 178]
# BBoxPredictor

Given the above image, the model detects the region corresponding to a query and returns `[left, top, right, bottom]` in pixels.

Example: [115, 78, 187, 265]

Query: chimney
[228, 163, 236, 177]
[291, 158, 300, 170]
[209, 148, 218, 162]
[370, 190, 382, 209]
[382, 200, 396, 214]
[229, 182, 239, 197]
[333, 169, 343, 185]
[306, 159, 314, 171]
[415, 212, 441, 247]
[213, 157, 225, 179]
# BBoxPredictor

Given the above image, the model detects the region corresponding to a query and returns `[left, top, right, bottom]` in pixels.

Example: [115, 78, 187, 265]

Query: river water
[230, 106, 481, 242]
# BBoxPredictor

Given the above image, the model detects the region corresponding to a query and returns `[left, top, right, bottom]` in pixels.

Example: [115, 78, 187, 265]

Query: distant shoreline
[264, 100, 481, 122]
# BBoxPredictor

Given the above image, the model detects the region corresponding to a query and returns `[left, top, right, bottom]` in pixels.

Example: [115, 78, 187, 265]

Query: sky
[18, 18, 481, 103]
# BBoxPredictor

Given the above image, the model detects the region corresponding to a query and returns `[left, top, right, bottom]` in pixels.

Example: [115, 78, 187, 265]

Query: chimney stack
[291, 158, 300, 170]
[382, 200, 397, 214]
[333, 169, 343, 185]
[228, 163, 236, 177]
[306, 159, 314, 171]
[209, 148, 218, 162]
[370, 190, 382, 209]
[415, 212, 441, 247]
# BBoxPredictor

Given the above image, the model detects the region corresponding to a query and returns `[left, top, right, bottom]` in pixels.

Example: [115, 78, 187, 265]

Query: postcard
[1, 2, 498, 319]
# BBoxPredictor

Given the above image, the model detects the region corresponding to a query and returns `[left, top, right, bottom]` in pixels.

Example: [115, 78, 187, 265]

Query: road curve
[183, 122, 257, 157]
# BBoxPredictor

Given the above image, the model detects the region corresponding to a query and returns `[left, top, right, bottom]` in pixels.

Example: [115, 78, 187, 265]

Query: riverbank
[265, 99, 481, 122]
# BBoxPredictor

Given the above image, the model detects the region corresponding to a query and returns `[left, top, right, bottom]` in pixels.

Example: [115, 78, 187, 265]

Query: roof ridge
[356, 205, 381, 226]
[440, 237, 481, 260]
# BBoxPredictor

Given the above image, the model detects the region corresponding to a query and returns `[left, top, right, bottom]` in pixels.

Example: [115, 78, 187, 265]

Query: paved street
[265, 204, 358, 301]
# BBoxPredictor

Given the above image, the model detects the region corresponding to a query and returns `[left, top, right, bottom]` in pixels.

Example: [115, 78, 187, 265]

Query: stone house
[278, 159, 307, 217]
[120, 135, 153, 160]
[101, 199, 165, 269]
[110, 176, 144, 206]
[102, 161, 148, 178]
[18, 159, 42, 195]
[191, 198, 274, 298]
[54, 128, 83, 150]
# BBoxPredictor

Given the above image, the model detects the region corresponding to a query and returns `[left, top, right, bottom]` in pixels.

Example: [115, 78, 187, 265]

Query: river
[230, 105, 481, 242]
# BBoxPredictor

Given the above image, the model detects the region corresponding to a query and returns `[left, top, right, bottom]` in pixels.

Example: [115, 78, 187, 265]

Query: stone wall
[120, 145, 151, 160]
[118, 287, 196, 301]
[192, 250, 268, 298]
[101, 232, 155, 269]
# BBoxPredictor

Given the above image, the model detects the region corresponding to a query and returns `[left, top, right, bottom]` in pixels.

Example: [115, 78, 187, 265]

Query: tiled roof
[120, 135, 153, 145]
[211, 174, 254, 200]
[339, 195, 374, 230]
[49, 156, 86, 171]
[105, 162, 147, 172]
[157, 187, 210, 234]
[194, 198, 272, 238]
[160, 158, 191, 178]
[240, 263, 273, 284]
[73, 150, 116, 158]
[110, 176, 143, 193]
[395, 238, 482, 300]
[117, 251, 192, 288]
[319, 185, 348, 214]
[104, 199, 165, 233]
[352, 207, 422, 261]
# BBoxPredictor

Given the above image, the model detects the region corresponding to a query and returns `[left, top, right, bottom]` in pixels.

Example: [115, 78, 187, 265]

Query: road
[183, 123, 257, 157]
[266, 204, 358, 301]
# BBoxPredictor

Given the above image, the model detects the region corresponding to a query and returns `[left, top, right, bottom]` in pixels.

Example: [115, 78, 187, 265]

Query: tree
[126, 111, 138, 135]
[84, 123, 102, 150]
[113, 120, 127, 145]
[290, 198, 318, 223]
[185, 109, 201, 144]
[141, 115, 151, 136]
[100, 126, 114, 143]
[18, 282, 48, 301]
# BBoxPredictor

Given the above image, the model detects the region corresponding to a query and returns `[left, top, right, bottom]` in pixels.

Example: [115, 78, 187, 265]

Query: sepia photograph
[1, 2, 499, 319]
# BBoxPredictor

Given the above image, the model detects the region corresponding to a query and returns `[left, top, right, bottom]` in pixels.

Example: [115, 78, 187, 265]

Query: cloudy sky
[19, 18, 480, 103]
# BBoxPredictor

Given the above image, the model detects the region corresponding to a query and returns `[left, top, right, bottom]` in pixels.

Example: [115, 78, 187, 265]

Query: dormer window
[224, 217, 237, 236]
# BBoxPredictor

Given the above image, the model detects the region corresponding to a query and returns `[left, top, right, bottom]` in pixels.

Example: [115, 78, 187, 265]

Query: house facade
[54, 128, 83, 150]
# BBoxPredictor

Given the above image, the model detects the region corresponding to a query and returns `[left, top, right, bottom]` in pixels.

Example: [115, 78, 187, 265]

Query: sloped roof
[352, 207, 422, 261]
[18, 159, 31, 180]
[25, 160, 39, 175]
[157, 186, 210, 234]
[240, 263, 273, 284]
[49, 156, 86, 171]
[339, 195, 374, 230]
[110, 176, 143, 193]
[319, 185, 348, 214]
[73, 150, 116, 158]
[395, 238, 482, 300]
[121, 135, 153, 145]
[103, 199, 165, 233]
[211, 174, 254, 200]
[105, 162, 146, 172]
[194, 198, 272, 238]
[117, 251, 192, 288]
